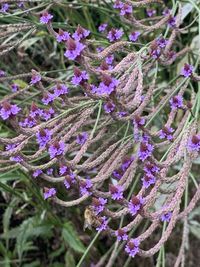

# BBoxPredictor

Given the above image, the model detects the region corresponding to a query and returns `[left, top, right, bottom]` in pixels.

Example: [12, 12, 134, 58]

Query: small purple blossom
[133, 115, 145, 127]
[29, 102, 42, 118]
[103, 101, 115, 113]
[169, 95, 183, 110]
[72, 25, 90, 41]
[43, 187, 56, 200]
[146, 9, 156, 17]
[92, 197, 107, 215]
[64, 174, 76, 189]
[168, 15, 176, 28]
[112, 169, 123, 180]
[105, 54, 114, 65]
[156, 37, 168, 48]
[0, 3, 9, 13]
[98, 23, 108, 32]
[42, 93, 55, 105]
[120, 3, 132, 16]
[142, 174, 156, 188]
[159, 126, 174, 141]
[128, 196, 144, 216]
[40, 12, 53, 24]
[71, 67, 89, 86]
[121, 156, 134, 172]
[46, 168, 53, 175]
[143, 162, 160, 176]
[125, 238, 140, 257]
[80, 179, 92, 195]
[138, 142, 154, 161]
[48, 141, 65, 159]
[150, 44, 161, 59]
[113, 0, 123, 9]
[187, 134, 200, 152]
[19, 116, 36, 128]
[33, 169, 43, 178]
[115, 228, 128, 241]
[53, 84, 68, 98]
[56, 29, 70, 42]
[5, 143, 18, 151]
[10, 155, 23, 162]
[0, 102, 21, 120]
[161, 212, 172, 222]
[76, 132, 88, 145]
[0, 70, 6, 77]
[180, 63, 194, 77]
[30, 71, 41, 85]
[64, 38, 85, 60]
[109, 184, 124, 200]
[107, 28, 123, 42]
[97, 74, 119, 95]
[11, 84, 19, 92]
[129, 31, 140, 42]
[96, 216, 108, 232]
[41, 108, 55, 121]
[36, 128, 52, 148]
[117, 111, 127, 117]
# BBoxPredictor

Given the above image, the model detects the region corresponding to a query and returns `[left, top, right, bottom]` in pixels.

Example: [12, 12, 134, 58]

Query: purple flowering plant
[1, 1, 200, 265]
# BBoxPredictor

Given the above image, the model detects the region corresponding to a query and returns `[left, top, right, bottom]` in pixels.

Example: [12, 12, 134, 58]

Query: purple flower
[150, 44, 161, 59]
[161, 212, 172, 222]
[48, 141, 65, 159]
[142, 174, 156, 188]
[0, 70, 6, 77]
[143, 162, 159, 176]
[19, 116, 36, 128]
[97, 74, 119, 95]
[112, 169, 123, 180]
[96, 216, 108, 232]
[42, 93, 55, 105]
[115, 228, 128, 241]
[98, 23, 108, 32]
[40, 12, 53, 24]
[92, 197, 107, 215]
[187, 134, 200, 152]
[120, 3, 132, 16]
[121, 156, 134, 172]
[72, 25, 90, 41]
[71, 67, 89, 86]
[5, 143, 18, 151]
[98, 61, 113, 71]
[30, 71, 41, 85]
[113, 0, 123, 9]
[64, 174, 76, 189]
[33, 169, 43, 178]
[146, 9, 156, 17]
[138, 142, 154, 161]
[133, 115, 145, 127]
[36, 128, 52, 148]
[11, 84, 19, 92]
[105, 54, 114, 65]
[30, 102, 42, 118]
[129, 31, 140, 42]
[76, 132, 88, 145]
[107, 28, 123, 42]
[169, 95, 183, 110]
[56, 29, 70, 42]
[43, 187, 56, 200]
[103, 101, 115, 113]
[96, 46, 104, 53]
[128, 196, 144, 216]
[10, 155, 23, 162]
[80, 179, 92, 195]
[109, 184, 124, 200]
[0, 102, 21, 120]
[156, 37, 168, 48]
[41, 108, 55, 121]
[59, 165, 70, 176]
[180, 63, 194, 77]
[159, 126, 174, 141]
[168, 15, 176, 27]
[125, 238, 140, 257]
[117, 111, 127, 117]
[53, 84, 68, 98]
[64, 38, 85, 60]
[46, 168, 53, 175]
[162, 8, 170, 16]
[0, 3, 9, 13]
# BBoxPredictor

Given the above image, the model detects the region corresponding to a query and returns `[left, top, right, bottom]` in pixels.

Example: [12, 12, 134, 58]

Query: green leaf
[65, 250, 76, 267]
[62, 223, 86, 253]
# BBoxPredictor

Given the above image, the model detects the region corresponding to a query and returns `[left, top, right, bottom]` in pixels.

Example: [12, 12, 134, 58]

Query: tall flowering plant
[0, 0, 200, 266]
